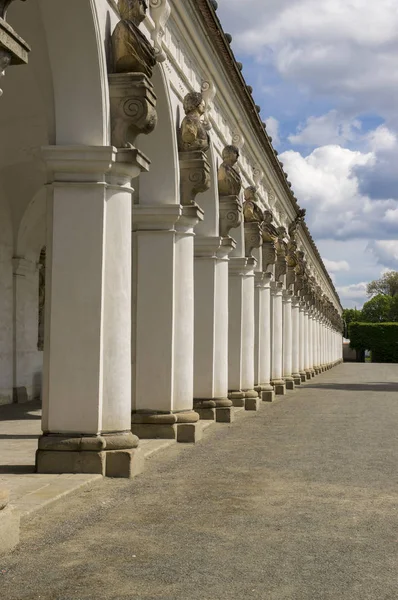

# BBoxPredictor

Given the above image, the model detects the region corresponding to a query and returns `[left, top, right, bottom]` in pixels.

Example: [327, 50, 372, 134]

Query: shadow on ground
[304, 382, 398, 392]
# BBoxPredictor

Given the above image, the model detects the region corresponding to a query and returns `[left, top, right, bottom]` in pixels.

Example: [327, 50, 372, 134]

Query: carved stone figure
[178, 92, 210, 153]
[287, 237, 298, 268]
[112, 0, 157, 78]
[261, 210, 278, 244]
[218, 145, 242, 197]
[288, 208, 306, 240]
[243, 186, 264, 223]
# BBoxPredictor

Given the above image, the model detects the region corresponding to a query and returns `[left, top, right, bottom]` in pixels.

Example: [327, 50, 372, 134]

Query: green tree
[388, 295, 398, 322]
[367, 271, 398, 298]
[342, 308, 362, 337]
[361, 294, 393, 322]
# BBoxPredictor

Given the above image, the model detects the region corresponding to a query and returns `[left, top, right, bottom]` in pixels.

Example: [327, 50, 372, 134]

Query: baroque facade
[0, 0, 343, 477]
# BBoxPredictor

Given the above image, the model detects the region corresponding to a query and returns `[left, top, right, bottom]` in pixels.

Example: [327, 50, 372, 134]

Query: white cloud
[336, 282, 368, 301]
[367, 240, 398, 269]
[218, 0, 398, 120]
[323, 259, 350, 273]
[367, 125, 397, 152]
[265, 116, 280, 146]
[289, 110, 362, 147]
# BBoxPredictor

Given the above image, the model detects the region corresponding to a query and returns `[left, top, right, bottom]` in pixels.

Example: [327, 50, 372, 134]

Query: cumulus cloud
[367, 125, 397, 152]
[218, 0, 398, 120]
[323, 259, 350, 273]
[367, 240, 398, 269]
[336, 282, 368, 302]
[265, 117, 280, 146]
[289, 111, 362, 147]
[280, 143, 398, 240]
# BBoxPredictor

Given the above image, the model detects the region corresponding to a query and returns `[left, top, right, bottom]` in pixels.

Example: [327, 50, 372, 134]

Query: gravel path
[1, 363, 398, 600]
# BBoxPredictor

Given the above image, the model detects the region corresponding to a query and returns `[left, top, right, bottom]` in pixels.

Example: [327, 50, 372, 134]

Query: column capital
[41, 145, 149, 186]
[270, 280, 283, 295]
[282, 289, 294, 302]
[254, 271, 272, 288]
[229, 256, 256, 277]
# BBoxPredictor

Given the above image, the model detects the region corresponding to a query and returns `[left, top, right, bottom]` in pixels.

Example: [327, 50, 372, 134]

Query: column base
[131, 411, 202, 443]
[193, 398, 234, 422]
[255, 384, 275, 403]
[271, 379, 286, 395]
[310, 369, 316, 378]
[36, 432, 143, 478]
[228, 390, 246, 408]
[244, 389, 260, 411]
[299, 371, 307, 383]
[284, 377, 295, 391]
[305, 370, 312, 380]
[292, 373, 302, 385]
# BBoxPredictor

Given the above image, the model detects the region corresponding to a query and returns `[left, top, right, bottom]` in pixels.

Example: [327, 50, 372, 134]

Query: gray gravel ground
[1, 363, 398, 600]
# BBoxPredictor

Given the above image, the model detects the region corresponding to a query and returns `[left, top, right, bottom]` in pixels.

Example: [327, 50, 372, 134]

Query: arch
[38, 0, 109, 145]
[136, 63, 179, 205]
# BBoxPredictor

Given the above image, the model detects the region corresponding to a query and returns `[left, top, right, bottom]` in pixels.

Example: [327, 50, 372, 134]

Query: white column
[313, 311, 319, 374]
[228, 257, 259, 410]
[132, 205, 203, 443]
[37, 146, 142, 478]
[271, 281, 286, 394]
[254, 272, 274, 402]
[282, 290, 294, 390]
[304, 304, 311, 379]
[291, 297, 301, 384]
[193, 237, 234, 422]
[308, 309, 315, 376]
[299, 302, 306, 382]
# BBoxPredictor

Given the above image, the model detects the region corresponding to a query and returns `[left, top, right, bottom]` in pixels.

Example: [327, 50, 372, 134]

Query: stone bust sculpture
[178, 92, 210, 153]
[218, 145, 242, 197]
[276, 226, 288, 258]
[287, 237, 298, 267]
[261, 210, 279, 243]
[243, 186, 265, 223]
[112, 0, 157, 77]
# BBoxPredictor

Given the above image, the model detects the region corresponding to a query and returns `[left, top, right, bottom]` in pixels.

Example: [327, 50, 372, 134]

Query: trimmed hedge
[349, 322, 398, 363]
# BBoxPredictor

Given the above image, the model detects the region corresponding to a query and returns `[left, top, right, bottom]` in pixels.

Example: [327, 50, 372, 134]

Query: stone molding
[244, 221, 262, 258]
[179, 150, 211, 206]
[219, 194, 242, 238]
[108, 73, 157, 149]
[41, 145, 149, 185]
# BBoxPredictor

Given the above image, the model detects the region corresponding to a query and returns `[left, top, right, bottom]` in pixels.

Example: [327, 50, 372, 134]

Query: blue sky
[217, 0, 398, 308]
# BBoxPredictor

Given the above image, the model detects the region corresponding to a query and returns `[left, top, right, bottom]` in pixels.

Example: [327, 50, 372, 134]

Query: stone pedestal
[37, 146, 146, 478]
[132, 204, 203, 442]
[254, 272, 274, 402]
[271, 281, 286, 395]
[228, 257, 259, 409]
[193, 236, 235, 423]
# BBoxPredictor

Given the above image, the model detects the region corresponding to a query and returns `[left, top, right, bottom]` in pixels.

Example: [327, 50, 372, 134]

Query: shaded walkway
[1, 364, 398, 599]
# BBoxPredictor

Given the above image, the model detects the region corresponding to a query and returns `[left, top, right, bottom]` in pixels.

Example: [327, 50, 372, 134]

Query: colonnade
[0, 0, 344, 480]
